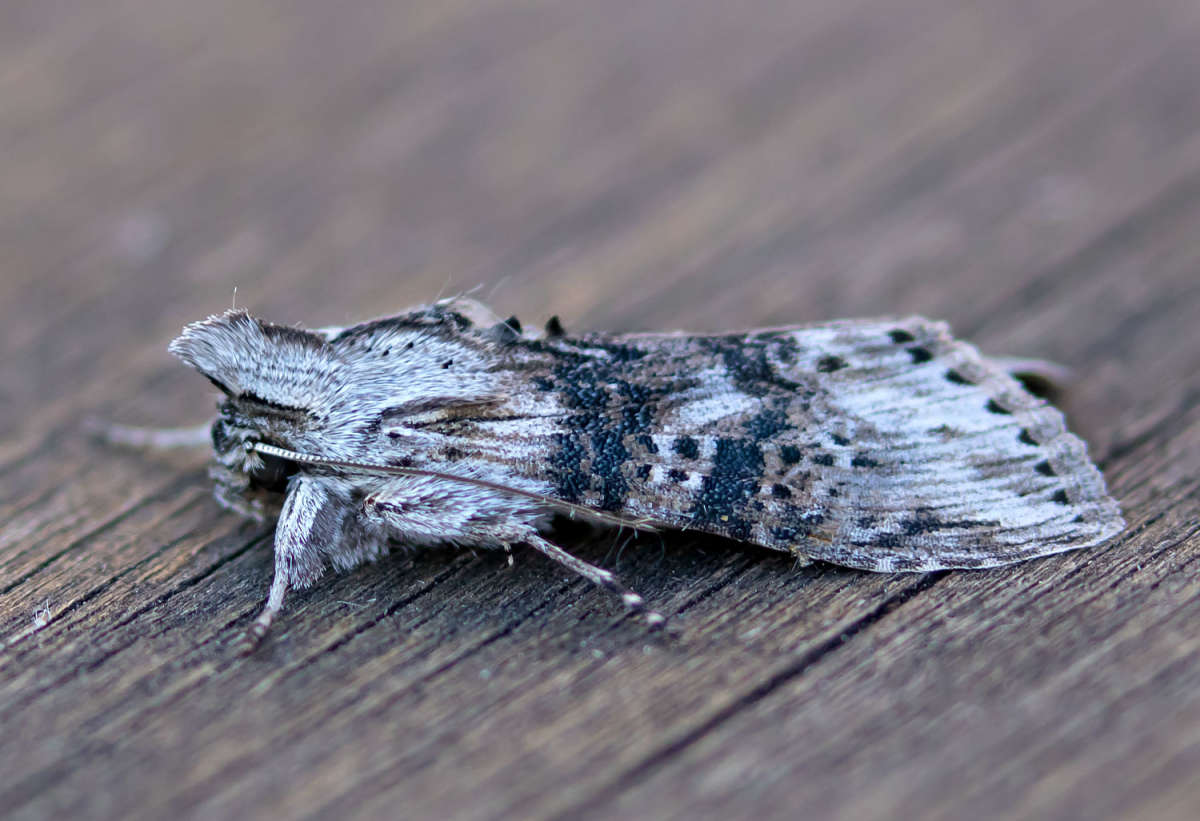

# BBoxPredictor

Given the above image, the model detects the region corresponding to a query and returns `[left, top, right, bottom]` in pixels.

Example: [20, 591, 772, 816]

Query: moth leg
[358, 481, 667, 629]
[240, 563, 289, 654]
[87, 419, 212, 450]
[523, 533, 667, 630]
[238, 477, 344, 654]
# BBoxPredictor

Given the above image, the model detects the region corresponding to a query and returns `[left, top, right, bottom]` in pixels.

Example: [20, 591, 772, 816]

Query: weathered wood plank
[2, 1, 1198, 819]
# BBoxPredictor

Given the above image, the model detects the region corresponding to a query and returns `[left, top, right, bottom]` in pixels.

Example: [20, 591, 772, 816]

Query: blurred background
[4, 0, 1198, 441]
[4, 3, 1200, 819]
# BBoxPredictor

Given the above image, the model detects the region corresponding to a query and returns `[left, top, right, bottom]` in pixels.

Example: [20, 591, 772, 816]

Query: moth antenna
[523, 533, 668, 631]
[248, 442, 658, 532]
[87, 419, 211, 450]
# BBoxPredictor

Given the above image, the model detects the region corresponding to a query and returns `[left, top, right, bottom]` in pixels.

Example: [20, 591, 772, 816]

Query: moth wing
[636, 317, 1123, 571]
[367, 312, 1121, 573]
[495, 317, 1122, 571]
[769, 317, 1124, 570]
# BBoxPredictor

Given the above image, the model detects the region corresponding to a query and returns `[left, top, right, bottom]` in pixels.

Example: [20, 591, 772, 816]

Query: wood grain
[2, 1, 1198, 819]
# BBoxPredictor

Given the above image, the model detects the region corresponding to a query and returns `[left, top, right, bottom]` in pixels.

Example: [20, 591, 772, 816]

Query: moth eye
[211, 418, 232, 453]
[248, 451, 299, 494]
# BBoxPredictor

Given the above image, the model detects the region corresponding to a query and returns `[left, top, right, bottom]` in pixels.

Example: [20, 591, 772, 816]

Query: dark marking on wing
[689, 437, 764, 540]
[817, 355, 846, 373]
[698, 336, 803, 397]
[589, 428, 631, 510]
[907, 346, 933, 364]
[673, 436, 699, 459]
[541, 336, 698, 510]
[548, 433, 590, 503]
[745, 407, 789, 439]
[901, 509, 999, 535]
[771, 526, 801, 543]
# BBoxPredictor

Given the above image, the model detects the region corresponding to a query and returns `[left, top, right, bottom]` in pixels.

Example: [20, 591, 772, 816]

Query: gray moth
[113, 297, 1123, 651]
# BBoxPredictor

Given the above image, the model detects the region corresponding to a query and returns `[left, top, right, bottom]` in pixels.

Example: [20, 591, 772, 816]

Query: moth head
[169, 310, 328, 517]
[202, 407, 302, 520]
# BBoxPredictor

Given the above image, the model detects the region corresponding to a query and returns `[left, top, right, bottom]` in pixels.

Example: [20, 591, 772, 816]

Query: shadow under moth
[106, 297, 1123, 652]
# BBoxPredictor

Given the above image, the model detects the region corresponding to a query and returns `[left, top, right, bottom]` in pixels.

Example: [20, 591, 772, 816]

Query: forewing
[720, 317, 1125, 570]
[365, 312, 1121, 571]
[450, 319, 1123, 571]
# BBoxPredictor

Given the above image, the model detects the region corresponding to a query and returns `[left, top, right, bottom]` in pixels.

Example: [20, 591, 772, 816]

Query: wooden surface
[2, 1, 1199, 819]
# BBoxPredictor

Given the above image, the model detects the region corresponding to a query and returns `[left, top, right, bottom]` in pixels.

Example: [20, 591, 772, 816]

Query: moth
[108, 297, 1123, 651]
